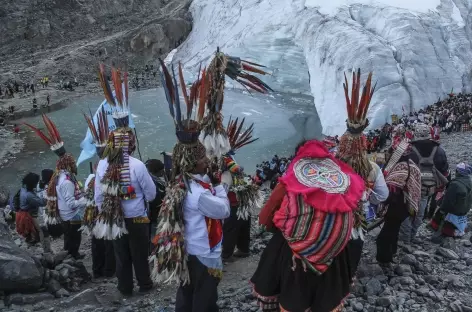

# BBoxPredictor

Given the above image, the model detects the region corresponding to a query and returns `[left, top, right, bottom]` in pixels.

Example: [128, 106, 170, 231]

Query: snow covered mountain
[172, 0, 472, 135]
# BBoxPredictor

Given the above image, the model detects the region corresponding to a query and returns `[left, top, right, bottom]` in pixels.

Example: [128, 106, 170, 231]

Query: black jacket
[148, 175, 166, 223]
[440, 175, 472, 216]
[409, 140, 449, 175]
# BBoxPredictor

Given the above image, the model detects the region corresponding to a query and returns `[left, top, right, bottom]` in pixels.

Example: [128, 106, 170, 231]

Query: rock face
[173, 0, 472, 135]
[0, 0, 192, 84]
[0, 219, 44, 292]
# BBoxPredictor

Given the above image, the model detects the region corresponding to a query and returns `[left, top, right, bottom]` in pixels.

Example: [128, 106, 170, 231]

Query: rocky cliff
[0, 0, 192, 83]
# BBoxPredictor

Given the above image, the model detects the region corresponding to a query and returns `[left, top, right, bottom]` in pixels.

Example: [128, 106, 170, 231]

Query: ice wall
[173, 0, 472, 135]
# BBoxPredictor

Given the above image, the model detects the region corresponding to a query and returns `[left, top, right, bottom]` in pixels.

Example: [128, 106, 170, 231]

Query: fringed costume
[221, 117, 263, 259]
[152, 55, 240, 311]
[251, 140, 366, 312]
[93, 65, 156, 294]
[336, 69, 389, 275]
[81, 107, 116, 278]
[24, 114, 86, 258]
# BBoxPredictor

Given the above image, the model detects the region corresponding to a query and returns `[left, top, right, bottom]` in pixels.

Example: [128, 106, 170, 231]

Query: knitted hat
[456, 162, 472, 176]
[412, 123, 431, 141]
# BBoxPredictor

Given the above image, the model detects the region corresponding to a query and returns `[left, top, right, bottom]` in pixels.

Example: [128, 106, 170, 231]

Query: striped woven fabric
[274, 192, 354, 275]
[113, 132, 135, 200]
[462, 124, 470, 132]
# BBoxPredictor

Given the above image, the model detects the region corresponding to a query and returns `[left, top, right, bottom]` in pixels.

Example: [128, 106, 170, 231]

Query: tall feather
[226, 117, 258, 151]
[158, 58, 175, 104]
[111, 67, 123, 107]
[23, 123, 52, 146]
[344, 69, 376, 126]
[197, 69, 207, 122]
[242, 63, 268, 75]
[159, 67, 175, 120]
[343, 73, 351, 119]
[178, 62, 190, 119]
[42, 114, 61, 143]
[99, 64, 115, 106]
[83, 113, 99, 142]
[171, 64, 182, 127]
[123, 72, 129, 108]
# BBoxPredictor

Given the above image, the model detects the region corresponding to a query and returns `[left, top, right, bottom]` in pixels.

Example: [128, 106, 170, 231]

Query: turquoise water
[0, 88, 321, 192]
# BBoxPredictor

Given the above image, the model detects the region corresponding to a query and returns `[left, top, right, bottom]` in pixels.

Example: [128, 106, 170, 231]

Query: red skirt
[16, 211, 39, 241]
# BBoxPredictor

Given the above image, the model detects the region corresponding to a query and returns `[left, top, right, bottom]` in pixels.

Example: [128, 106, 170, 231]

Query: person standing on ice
[93, 65, 156, 295]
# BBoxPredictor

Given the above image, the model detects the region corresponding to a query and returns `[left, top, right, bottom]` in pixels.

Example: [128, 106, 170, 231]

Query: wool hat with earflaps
[24, 114, 76, 225]
[92, 64, 137, 240]
[80, 105, 110, 235]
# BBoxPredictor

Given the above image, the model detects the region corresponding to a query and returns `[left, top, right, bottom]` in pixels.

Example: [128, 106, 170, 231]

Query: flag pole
[134, 128, 143, 161]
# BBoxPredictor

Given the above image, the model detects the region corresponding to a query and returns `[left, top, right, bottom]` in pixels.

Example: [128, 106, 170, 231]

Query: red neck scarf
[196, 180, 223, 250]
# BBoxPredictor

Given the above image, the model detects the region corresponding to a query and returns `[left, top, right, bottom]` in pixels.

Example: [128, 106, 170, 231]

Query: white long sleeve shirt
[94, 156, 157, 218]
[369, 163, 389, 205]
[184, 174, 230, 258]
[56, 172, 86, 221]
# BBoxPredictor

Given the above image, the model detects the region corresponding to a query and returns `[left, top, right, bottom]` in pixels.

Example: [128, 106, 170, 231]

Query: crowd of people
[3, 54, 472, 312]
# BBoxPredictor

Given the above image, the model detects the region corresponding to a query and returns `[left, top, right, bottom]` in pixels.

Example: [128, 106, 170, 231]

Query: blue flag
[77, 97, 135, 166]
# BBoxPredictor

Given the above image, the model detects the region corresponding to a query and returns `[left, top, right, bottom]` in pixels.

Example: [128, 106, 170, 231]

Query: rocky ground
[0, 0, 192, 86]
[1, 132, 472, 312]
[0, 126, 24, 169]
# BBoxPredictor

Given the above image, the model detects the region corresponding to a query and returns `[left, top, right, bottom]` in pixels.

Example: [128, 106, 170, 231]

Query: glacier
[172, 0, 472, 135]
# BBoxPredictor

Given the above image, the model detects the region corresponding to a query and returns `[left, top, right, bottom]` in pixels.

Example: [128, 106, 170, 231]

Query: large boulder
[0, 218, 44, 292]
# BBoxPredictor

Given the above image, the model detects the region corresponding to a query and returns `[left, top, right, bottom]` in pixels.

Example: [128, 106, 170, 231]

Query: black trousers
[175, 255, 220, 312]
[376, 193, 409, 263]
[112, 219, 152, 294]
[222, 209, 251, 259]
[62, 221, 82, 258]
[425, 194, 438, 220]
[348, 238, 364, 276]
[92, 237, 116, 277]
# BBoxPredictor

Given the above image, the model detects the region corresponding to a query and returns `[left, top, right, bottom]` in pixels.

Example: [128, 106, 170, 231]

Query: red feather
[23, 123, 52, 146]
[124, 72, 129, 107]
[42, 114, 61, 143]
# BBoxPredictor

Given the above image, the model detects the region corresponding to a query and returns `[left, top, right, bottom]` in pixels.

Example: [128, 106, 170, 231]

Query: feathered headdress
[81, 106, 109, 235]
[337, 69, 376, 181]
[151, 60, 209, 286]
[226, 116, 258, 153]
[224, 116, 262, 220]
[343, 69, 376, 135]
[199, 48, 272, 158]
[24, 114, 78, 226]
[337, 69, 376, 241]
[98, 64, 129, 128]
[83, 105, 109, 156]
[24, 114, 66, 157]
[92, 64, 134, 240]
